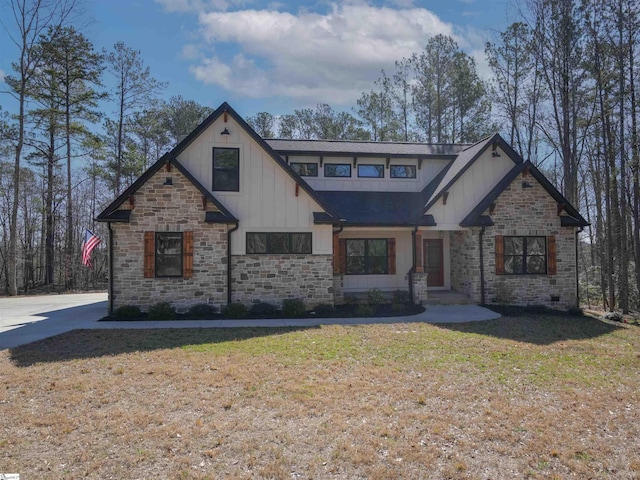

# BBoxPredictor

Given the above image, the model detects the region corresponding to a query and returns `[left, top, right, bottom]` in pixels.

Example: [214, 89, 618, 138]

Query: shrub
[367, 288, 385, 306]
[186, 303, 218, 319]
[312, 303, 336, 317]
[355, 304, 375, 317]
[392, 289, 411, 304]
[281, 298, 306, 318]
[113, 305, 142, 320]
[390, 303, 406, 314]
[222, 303, 248, 319]
[344, 295, 360, 305]
[249, 301, 279, 318]
[147, 302, 177, 320]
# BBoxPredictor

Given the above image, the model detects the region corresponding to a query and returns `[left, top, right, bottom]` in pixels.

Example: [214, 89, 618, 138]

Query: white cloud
[190, 3, 456, 105]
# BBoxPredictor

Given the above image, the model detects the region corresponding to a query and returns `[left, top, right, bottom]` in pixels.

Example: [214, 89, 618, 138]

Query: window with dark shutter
[496, 235, 550, 275]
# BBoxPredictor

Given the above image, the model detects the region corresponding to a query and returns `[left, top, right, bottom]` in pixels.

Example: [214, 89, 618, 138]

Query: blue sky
[1, 0, 514, 118]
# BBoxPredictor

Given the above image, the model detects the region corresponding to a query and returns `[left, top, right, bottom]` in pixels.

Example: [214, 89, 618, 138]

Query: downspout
[108, 222, 114, 315]
[479, 226, 486, 305]
[576, 226, 583, 308]
[227, 222, 239, 305]
[410, 226, 418, 304]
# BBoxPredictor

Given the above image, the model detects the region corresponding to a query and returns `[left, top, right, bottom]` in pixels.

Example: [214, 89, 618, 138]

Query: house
[97, 102, 588, 314]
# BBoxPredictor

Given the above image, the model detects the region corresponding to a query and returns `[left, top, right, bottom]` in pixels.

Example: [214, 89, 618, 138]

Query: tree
[106, 42, 165, 194]
[2, 0, 78, 296]
[160, 95, 213, 145]
[247, 112, 276, 138]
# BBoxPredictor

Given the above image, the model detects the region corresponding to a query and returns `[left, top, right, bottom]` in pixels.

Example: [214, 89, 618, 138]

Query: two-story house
[97, 102, 588, 314]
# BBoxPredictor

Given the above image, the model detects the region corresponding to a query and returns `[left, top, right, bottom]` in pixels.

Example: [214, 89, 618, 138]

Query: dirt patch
[2, 315, 639, 479]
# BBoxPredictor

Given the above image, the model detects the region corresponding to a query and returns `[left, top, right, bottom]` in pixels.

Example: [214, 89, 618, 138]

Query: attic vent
[164, 177, 173, 186]
[522, 181, 532, 189]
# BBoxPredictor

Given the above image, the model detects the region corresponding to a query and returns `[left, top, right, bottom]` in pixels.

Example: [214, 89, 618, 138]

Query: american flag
[82, 229, 102, 268]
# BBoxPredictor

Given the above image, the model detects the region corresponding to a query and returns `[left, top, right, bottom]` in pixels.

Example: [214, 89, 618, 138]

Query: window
[390, 165, 417, 178]
[156, 232, 183, 277]
[503, 236, 547, 274]
[346, 239, 388, 274]
[212, 147, 239, 191]
[246, 233, 312, 254]
[357, 164, 384, 178]
[324, 164, 351, 177]
[144, 231, 193, 279]
[291, 162, 318, 177]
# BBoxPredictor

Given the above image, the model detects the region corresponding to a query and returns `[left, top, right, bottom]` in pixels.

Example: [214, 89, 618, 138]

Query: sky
[0, 0, 516, 119]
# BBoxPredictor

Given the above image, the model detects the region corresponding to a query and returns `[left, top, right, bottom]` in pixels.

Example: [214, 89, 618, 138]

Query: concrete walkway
[0, 293, 500, 350]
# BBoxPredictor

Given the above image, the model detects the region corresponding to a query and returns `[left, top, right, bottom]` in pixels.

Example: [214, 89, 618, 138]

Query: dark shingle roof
[266, 139, 466, 158]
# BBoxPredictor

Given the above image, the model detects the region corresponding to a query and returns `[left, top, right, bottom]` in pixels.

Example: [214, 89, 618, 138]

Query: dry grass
[1, 314, 640, 479]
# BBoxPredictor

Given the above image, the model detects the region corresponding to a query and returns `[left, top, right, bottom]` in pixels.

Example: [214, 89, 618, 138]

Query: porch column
[415, 230, 423, 273]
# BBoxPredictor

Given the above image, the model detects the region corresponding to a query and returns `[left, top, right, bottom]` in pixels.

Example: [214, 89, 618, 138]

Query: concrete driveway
[0, 292, 108, 350]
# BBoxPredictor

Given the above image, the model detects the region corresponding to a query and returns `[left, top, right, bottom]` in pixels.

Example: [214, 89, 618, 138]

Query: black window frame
[155, 232, 183, 278]
[290, 162, 318, 177]
[212, 147, 240, 192]
[324, 163, 351, 178]
[503, 236, 547, 275]
[390, 165, 417, 178]
[246, 232, 312, 254]
[345, 238, 389, 275]
[357, 164, 384, 178]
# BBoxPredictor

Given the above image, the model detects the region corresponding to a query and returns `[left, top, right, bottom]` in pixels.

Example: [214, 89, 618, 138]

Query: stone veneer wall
[110, 167, 228, 312]
[411, 272, 429, 305]
[449, 229, 481, 300]
[231, 255, 334, 307]
[482, 176, 578, 309]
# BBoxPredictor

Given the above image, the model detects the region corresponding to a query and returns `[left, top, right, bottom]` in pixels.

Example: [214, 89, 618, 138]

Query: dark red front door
[424, 239, 444, 287]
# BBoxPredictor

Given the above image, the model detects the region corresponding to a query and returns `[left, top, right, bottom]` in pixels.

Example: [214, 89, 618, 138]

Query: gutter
[479, 226, 486, 305]
[108, 222, 114, 315]
[227, 222, 239, 304]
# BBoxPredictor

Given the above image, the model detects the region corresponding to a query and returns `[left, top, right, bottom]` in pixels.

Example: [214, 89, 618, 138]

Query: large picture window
[155, 232, 183, 277]
[503, 236, 547, 274]
[212, 147, 240, 191]
[246, 232, 312, 254]
[346, 239, 388, 274]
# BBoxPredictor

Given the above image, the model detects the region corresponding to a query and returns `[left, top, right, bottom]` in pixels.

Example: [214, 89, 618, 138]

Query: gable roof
[172, 102, 341, 220]
[97, 102, 342, 224]
[266, 138, 465, 158]
[96, 155, 238, 223]
[422, 133, 523, 214]
[460, 160, 589, 228]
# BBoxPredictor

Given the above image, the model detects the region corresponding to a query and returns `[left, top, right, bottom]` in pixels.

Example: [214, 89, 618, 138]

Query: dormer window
[390, 165, 417, 178]
[358, 164, 384, 178]
[325, 164, 351, 177]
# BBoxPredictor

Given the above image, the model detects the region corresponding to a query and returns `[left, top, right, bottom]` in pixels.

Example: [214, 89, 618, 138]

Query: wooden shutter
[495, 235, 504, 275]
[339, 238, 347, 275]
[183, 231, 193, 279]
[144, 231, 155, 278]
[388, 238, 396, 274]
[547, 235, 557, 275]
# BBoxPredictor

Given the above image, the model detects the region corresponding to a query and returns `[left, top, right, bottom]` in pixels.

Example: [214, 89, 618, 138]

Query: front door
[424, 239, 444, 287]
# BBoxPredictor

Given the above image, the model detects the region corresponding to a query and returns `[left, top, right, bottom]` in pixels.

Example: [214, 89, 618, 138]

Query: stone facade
[449, 173, 578, 309]
[411, 272, 429, 305]
[450, 229, 481, 298]
[110, 167, 229, 312]
[333, 275, 345, 305]
[231, 255, 334, 307]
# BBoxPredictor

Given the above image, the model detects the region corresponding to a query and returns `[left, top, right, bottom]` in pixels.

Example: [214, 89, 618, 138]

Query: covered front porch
[332, 227, 477, 305]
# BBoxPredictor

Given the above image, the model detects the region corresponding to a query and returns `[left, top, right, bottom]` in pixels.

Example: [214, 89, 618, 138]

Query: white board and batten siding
[288, 155, 451, 192]
[176, 116, 333, 254]
[425, 147, 515, 229]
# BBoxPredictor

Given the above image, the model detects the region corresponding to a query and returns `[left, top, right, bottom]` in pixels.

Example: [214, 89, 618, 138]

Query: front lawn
[2, 312, 639, 479]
